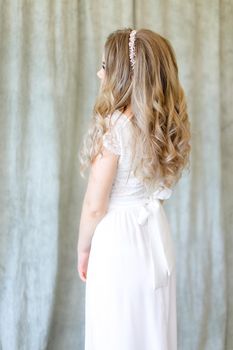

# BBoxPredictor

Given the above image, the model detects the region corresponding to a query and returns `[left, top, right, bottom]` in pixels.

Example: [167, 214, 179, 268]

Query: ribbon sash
[137, 198, 176, 290]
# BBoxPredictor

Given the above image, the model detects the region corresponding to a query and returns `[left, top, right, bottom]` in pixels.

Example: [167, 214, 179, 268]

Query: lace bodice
[102, 110, 172, 204]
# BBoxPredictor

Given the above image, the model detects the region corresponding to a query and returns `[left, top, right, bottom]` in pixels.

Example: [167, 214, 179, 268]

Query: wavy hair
[78, 28, 191, 189]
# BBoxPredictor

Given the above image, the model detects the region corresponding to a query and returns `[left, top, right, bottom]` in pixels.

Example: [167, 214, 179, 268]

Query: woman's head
[96, 28, 180, 111]
[96, 28, 134, 110]
[79, 28, 191, 189]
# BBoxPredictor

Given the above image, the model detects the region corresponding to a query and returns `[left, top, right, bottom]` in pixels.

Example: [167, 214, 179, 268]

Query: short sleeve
[102, 117, 122, 155]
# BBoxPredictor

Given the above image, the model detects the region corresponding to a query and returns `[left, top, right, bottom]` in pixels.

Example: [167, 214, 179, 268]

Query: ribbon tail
[159, 206, 176, 276]
[148, 204, 176, 290]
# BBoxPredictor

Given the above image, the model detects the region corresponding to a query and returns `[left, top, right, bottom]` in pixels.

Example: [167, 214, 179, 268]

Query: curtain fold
[0, 1, 232, 349]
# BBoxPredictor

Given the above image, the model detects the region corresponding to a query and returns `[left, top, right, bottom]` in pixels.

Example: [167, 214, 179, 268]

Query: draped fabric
[0, 1, 232, 349]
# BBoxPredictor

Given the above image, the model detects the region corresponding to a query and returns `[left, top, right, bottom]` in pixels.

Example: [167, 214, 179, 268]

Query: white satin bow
[137, 186, 175, 290]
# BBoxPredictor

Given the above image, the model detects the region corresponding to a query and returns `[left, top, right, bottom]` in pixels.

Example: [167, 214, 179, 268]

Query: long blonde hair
[79, 28, 191, 189]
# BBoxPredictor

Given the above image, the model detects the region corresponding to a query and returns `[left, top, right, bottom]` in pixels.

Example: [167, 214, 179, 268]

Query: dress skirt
[84, 197, 177, 350]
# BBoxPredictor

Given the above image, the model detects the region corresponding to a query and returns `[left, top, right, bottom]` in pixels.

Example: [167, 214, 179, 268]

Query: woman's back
[103, 109, 172, 206]
[103, 110, 148, 203]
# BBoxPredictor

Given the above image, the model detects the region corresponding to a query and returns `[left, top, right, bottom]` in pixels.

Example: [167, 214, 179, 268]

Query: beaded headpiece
[129, 29, 137, 70]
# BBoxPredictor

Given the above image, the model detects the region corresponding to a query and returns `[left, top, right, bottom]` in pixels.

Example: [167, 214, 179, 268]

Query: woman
[77, 28, 191, 350]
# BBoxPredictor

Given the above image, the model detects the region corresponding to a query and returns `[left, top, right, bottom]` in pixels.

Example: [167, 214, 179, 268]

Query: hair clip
[129, 30, 137, 70]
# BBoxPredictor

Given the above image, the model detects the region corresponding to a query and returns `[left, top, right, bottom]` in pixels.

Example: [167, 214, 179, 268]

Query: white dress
[84, 109, 177, 350]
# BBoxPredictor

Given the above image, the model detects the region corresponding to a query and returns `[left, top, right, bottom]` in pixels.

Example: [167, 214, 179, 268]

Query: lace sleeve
[102, 118, 122, 155]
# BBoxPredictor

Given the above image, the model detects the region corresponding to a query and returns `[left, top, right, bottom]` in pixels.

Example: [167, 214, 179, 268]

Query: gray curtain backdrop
[0, 1, 232, 349]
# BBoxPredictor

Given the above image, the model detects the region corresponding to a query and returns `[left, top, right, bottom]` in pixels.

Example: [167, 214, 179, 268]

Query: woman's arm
[77, 147, 119, 256]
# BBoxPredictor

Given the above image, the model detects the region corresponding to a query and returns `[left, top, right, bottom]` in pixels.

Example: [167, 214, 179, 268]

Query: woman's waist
[108, 192, 156, 209]
[108, 182, 172, 209]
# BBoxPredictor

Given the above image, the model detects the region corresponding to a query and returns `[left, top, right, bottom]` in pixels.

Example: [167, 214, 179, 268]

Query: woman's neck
[123, 105, 134, 119]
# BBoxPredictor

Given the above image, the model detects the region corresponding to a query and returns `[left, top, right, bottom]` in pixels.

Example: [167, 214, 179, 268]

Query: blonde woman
[77, 28, 191, 350]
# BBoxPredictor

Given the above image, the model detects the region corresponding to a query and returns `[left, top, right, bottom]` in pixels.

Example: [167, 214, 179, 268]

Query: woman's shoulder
[102, 110, 133, 155]
[105, 109, 132, 128]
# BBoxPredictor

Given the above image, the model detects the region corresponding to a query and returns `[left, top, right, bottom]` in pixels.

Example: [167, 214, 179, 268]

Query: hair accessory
[129, 29, 137, 70]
